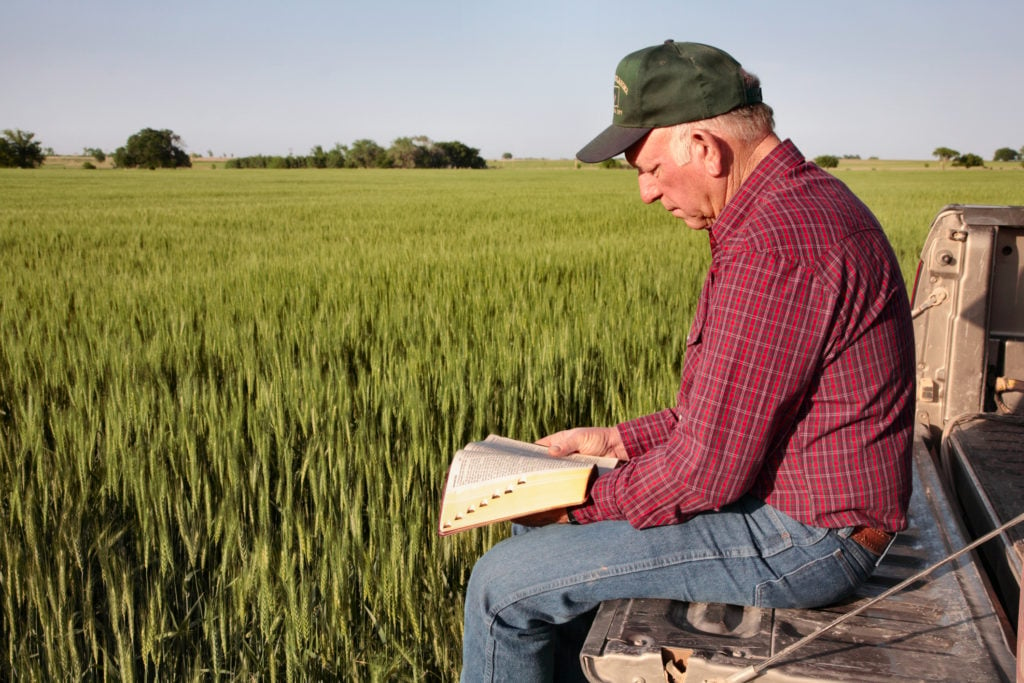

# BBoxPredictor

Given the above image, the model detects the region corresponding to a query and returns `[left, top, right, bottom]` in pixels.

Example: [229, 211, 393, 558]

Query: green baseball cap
[576, 40, 762, 163]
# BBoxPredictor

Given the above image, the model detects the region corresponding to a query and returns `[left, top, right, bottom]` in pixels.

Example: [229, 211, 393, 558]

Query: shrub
[953, 153, 984, 168]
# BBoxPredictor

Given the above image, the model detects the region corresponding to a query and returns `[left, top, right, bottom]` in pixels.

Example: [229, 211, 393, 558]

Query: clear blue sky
[4, 0, 1022, 160]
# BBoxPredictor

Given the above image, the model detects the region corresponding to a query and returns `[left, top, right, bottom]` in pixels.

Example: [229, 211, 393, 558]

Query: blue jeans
[460, 496, 880, 683]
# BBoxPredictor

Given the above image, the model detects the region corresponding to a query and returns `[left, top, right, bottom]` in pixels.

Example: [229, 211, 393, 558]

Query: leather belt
[850, 526, 894, 556]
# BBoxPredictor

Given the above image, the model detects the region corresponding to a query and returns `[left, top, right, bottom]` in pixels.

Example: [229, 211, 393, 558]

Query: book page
[448, 435, 616, 489]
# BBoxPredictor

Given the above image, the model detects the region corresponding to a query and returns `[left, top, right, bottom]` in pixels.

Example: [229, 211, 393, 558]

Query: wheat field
[1, 164, 1020, 680]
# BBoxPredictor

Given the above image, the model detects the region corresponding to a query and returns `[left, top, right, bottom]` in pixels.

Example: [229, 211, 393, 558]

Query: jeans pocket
[757, 503, 830, 556]
[753, 548, 865, 609]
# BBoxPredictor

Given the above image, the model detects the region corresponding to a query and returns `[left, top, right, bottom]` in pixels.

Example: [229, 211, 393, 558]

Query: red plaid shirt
[574, 140, 915, 532]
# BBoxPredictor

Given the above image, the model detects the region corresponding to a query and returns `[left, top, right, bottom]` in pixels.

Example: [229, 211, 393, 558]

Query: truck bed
[581, 434, 1019, 682]
[944, 414, 1024, 629]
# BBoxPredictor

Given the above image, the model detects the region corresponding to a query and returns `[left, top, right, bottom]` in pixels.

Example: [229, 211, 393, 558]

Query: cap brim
[576, 124, 651, 163]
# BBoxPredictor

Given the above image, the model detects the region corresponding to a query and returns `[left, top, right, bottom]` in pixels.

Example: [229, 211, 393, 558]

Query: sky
[3, 0, 1022, 161]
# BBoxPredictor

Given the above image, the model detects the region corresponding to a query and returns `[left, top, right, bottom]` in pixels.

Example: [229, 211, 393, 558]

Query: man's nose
[637, 175, 660, 204]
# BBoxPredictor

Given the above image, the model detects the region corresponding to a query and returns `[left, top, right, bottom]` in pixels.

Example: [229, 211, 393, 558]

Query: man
[461, 40, 915, 683]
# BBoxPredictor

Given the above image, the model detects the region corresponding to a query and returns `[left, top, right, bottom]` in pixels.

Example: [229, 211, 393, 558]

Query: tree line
[4, 127, 1023, 170]
[224, 136, 486, 169]
[0, 128, 487, 170]
[932, 146, 1024, 169]
[810, 146, 1024, 170]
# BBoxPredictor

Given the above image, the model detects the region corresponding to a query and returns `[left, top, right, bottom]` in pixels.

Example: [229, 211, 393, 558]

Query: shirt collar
[708, 139, 805, 252]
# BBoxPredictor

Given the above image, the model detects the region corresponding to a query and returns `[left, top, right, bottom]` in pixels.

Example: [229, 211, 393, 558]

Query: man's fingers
[537, 431, 577, 457]
[547, 440, 571, 456]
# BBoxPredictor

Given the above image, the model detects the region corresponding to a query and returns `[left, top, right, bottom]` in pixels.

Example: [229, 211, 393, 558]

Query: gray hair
[669, 71, 775, 165]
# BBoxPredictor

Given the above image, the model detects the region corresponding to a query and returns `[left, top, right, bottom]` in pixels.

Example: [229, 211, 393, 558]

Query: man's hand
[514, 507, 570, 527]
[537, 427, 629, 461]
[514, 427, 625, 528]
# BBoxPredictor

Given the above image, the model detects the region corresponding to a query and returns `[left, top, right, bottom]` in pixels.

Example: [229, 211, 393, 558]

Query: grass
[0, 162, 1021, 681]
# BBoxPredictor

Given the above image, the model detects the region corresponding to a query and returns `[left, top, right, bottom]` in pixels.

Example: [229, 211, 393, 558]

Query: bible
[438, 434, 618, 535]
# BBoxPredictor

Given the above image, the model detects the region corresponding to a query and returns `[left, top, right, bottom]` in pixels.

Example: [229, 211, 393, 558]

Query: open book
[438, 434, 618, 536]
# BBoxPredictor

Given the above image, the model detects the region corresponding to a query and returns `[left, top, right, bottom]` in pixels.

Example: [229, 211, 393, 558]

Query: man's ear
[690, 128, 725, 177]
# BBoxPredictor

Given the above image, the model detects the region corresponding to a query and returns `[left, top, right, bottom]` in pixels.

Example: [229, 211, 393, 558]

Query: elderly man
[460, 41, 915, 683]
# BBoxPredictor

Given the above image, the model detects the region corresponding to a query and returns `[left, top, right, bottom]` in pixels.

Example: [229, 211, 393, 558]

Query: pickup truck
[580, 204, 1024, 682]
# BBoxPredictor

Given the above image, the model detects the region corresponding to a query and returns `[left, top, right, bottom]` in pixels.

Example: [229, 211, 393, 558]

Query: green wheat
[0, 165, 1020, 680]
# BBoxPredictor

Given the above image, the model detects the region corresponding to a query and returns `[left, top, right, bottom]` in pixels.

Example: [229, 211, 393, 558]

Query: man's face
[625, 127, 715, 230]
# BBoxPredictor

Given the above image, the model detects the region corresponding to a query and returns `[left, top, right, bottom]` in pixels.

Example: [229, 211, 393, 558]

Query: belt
[850, 526, 894, 556]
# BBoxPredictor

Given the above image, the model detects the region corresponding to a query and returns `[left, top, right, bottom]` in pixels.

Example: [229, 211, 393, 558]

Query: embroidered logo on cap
[613, 74, 628, 116]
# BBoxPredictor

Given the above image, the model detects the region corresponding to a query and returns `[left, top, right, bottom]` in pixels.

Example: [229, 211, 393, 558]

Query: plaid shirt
[574, 140, 915, 532]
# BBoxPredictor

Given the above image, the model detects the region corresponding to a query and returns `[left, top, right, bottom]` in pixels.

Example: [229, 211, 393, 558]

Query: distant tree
[0, 129, 46, 168]
[932, 147, 959, 170]
[813, 154, 839, 169]
[308, 145, 329, 168]
[346, 139, 388, 168]
[1, 137, 14, 167]
[953, 153, 984, 168]
[113, 128, 191, 169]
[433, 140, 486, 169]
[502, 152, 513, 160]
[415, 138, 448, 169]
[304, 144, 348, 169]
[83, 147, 106, 162]
[387, 136, 487, 169]
[388, 136, 428, 169]
[993, 147, 1021, 162]
[326, 143, 346, 168]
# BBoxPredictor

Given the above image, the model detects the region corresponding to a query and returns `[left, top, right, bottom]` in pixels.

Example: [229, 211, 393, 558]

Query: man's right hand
[537, 427, 629, 461]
